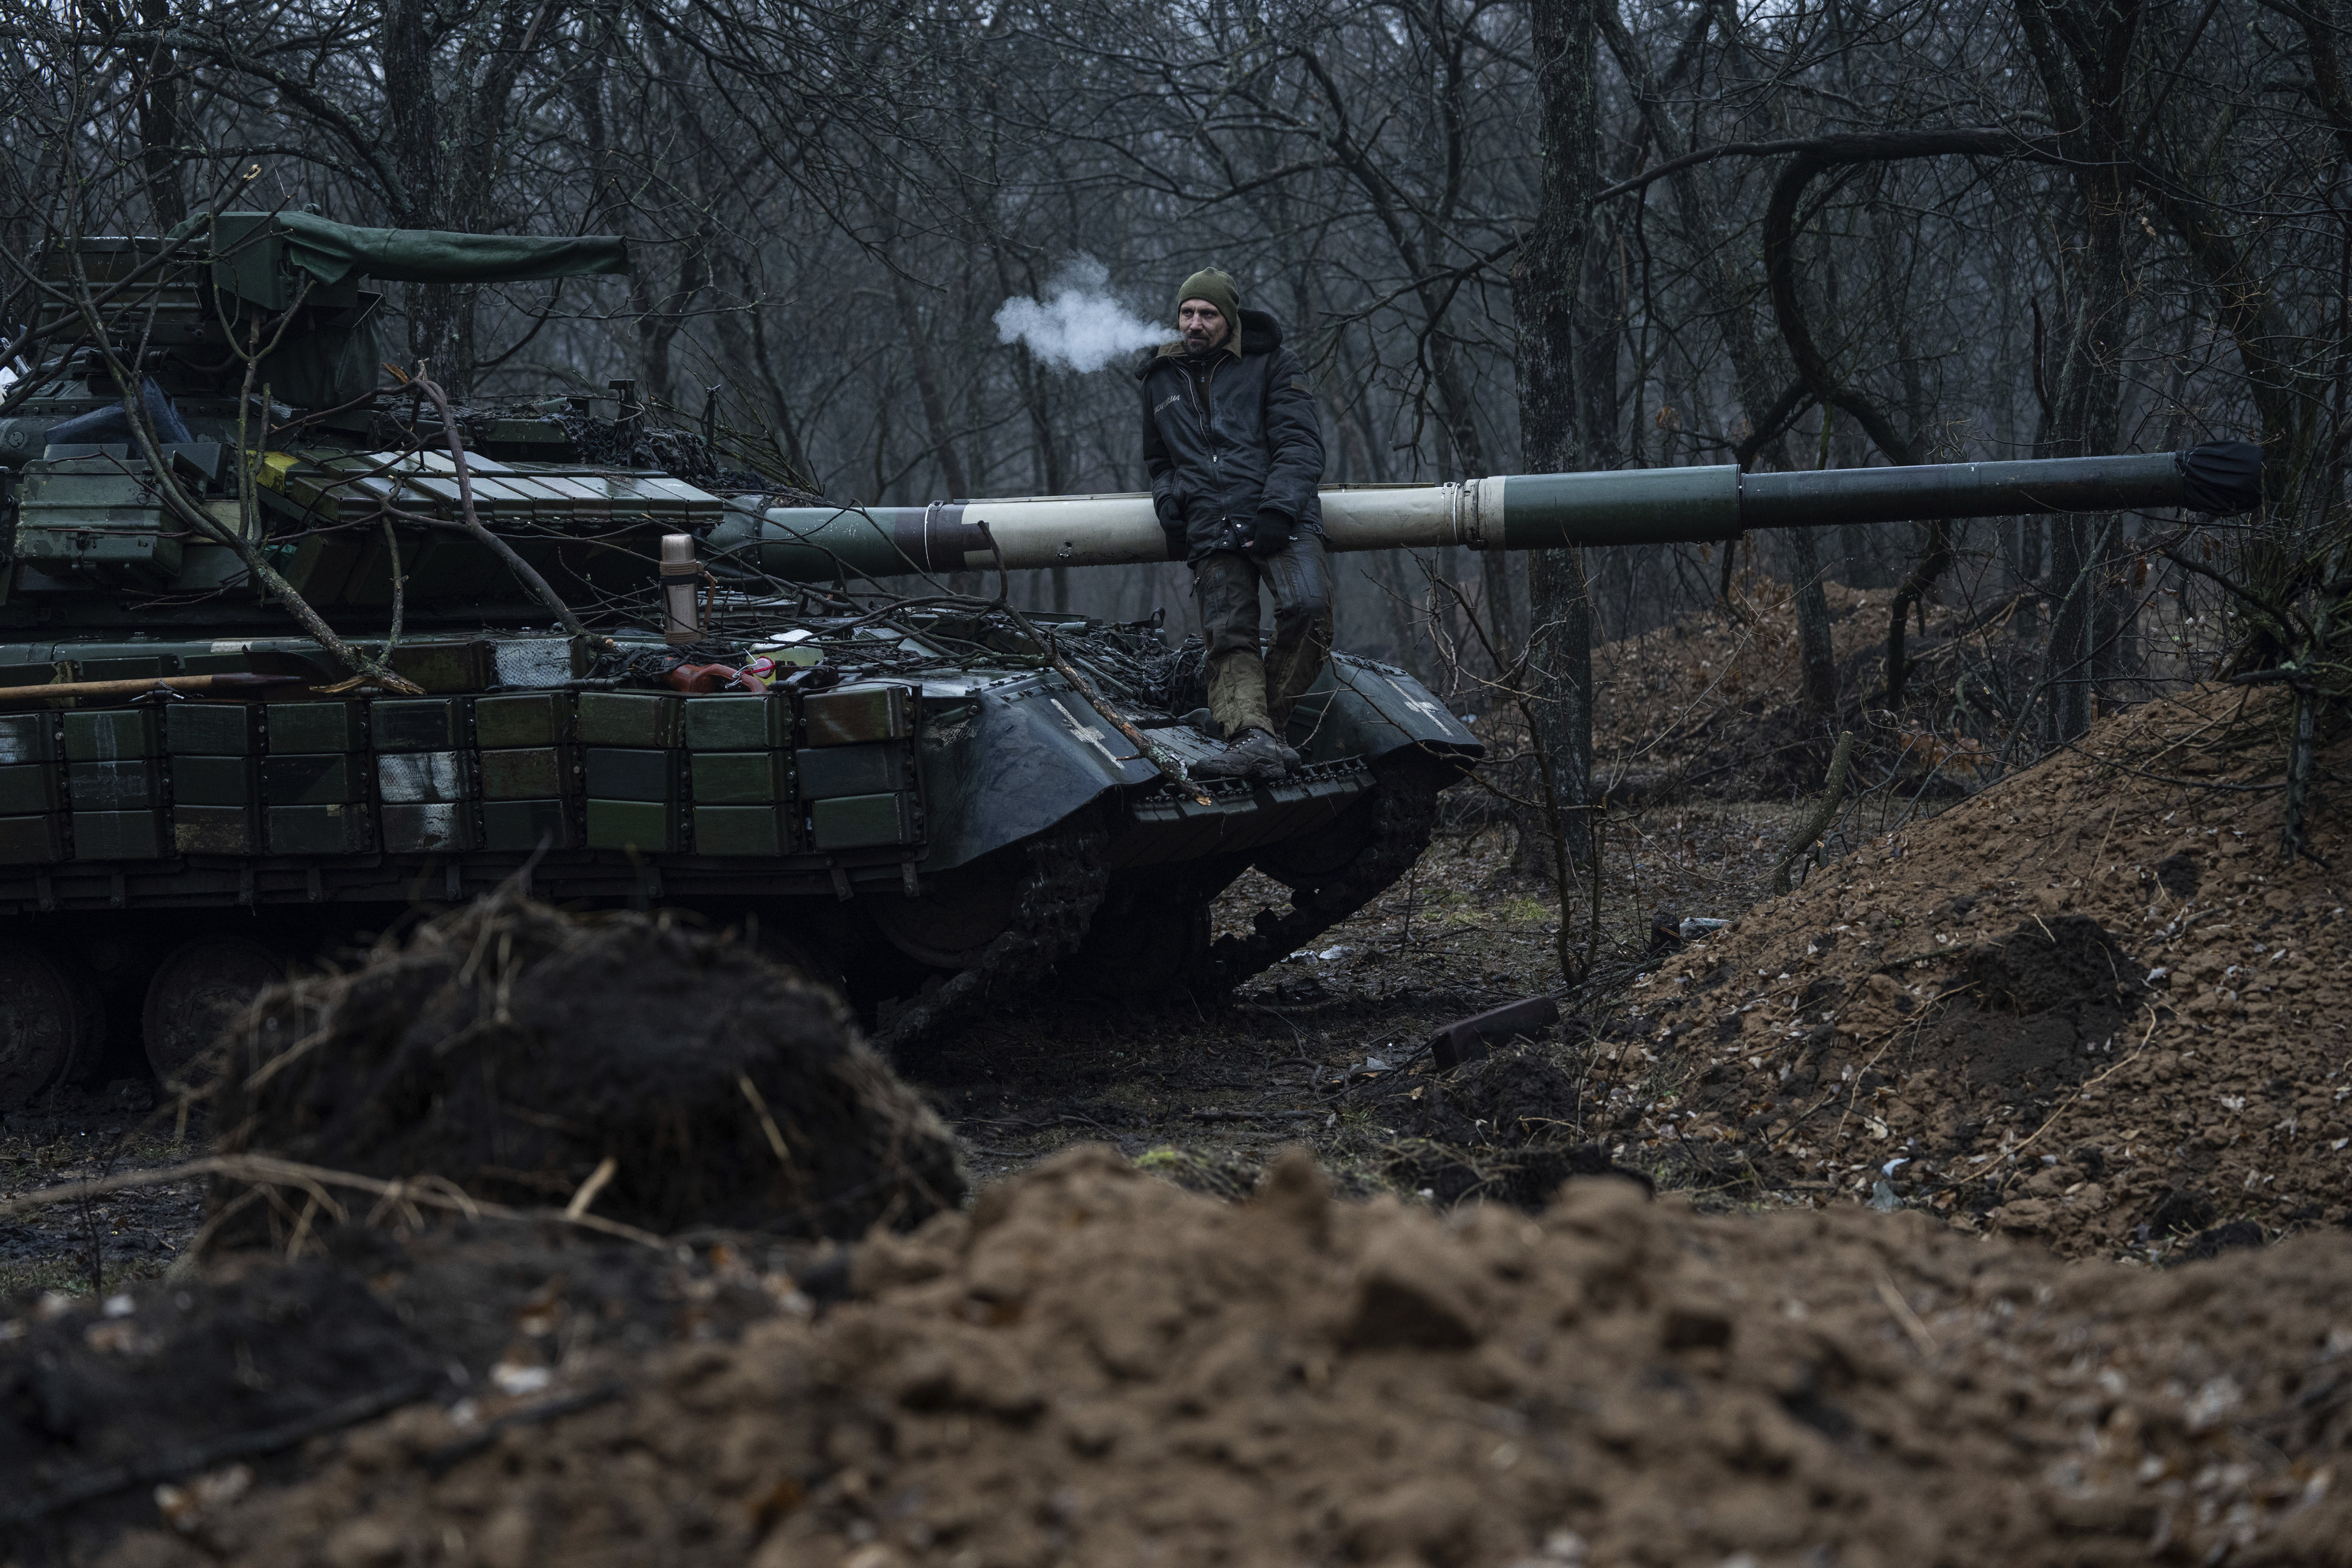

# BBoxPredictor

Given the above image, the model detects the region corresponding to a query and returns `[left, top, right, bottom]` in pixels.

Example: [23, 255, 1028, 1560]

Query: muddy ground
[0, 796, 1815, 1298]
[5, 593, 2347, 1566]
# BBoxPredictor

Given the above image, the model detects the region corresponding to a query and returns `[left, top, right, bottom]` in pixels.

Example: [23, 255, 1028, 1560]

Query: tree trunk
[1517, 0, 1602, 868]
[132, 0, 187, 229]
[890, 267, 970, 500]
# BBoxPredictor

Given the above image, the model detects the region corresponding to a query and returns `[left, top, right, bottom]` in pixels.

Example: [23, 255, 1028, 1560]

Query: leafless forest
[3, 0, 2346, 806]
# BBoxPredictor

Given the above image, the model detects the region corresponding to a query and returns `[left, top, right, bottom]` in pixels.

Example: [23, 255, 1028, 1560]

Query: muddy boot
[1192, 727, 1289, 782]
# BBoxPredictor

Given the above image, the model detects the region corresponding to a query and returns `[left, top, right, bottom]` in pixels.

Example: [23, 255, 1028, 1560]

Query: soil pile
[1368, 1048, 1632, 1207]
[207, 894, 964, 1247]
[1, 1219, 820, 1557]
[67, 1145, 2352, 1568]
[1586, 574, 1999, 801]
[1604, 684, 2351, 1256]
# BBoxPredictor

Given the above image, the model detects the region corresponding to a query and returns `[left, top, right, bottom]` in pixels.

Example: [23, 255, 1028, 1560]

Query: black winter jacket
[1138, 308, 1325, 563]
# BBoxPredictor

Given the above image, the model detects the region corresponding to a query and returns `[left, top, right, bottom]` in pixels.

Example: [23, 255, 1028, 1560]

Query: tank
[0, 214, 2264, 1109]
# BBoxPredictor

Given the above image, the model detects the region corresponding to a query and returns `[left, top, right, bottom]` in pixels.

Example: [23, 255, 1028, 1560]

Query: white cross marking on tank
[1050, 697, 1127, 766]
[1384, 676, 1452, 729]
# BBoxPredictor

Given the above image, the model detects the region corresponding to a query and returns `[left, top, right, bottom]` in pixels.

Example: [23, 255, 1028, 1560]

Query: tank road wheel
[142, 937, 289, 1087]
[865, 870, 1024, 971]
[867, 817, 1111, 1051]
[0, 946, 96, 1112]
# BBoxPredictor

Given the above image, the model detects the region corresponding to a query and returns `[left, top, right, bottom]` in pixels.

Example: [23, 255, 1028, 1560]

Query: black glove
[1155, 491, 1187, 536]
[1244, 507, 1295, 557]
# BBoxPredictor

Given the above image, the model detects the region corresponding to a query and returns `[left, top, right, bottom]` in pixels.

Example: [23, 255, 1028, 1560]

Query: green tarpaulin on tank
[178, 211, 630, 288]
[264, 212, 629, 285]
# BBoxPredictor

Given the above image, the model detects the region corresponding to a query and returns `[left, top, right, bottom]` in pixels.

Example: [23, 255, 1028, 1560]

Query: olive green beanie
[1174, 267, 1241, 329]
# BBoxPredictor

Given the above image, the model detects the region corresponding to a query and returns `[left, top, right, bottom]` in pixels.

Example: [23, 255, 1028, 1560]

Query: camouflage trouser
[1191, 534, 1334, 740]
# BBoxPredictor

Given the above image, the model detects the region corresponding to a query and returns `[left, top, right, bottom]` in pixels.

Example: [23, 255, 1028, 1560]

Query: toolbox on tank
[382, 802, 477, 853]
[682, 694, 789, 750]
[808, 792, 918, 850]
[174, 804, 262, 855]
[482, 799, 576, 851]
[165, 704, 266, 756]
[376, 751, 475, 803]
[585, 798, 684, 853]
[0, 815, 69, 864]
[479, 747, 578, 799]
[267, 802, 372, 855]
[169, 755, 260, 807]
[687, 751, 791, 805]
[263, 753, 369, 805]
[583, 749, 684, 803]
[474, 691, 574, 749]
[0, 764, 61, 815]
[0, 714, 63, 766]
[691, 804, 792, 856]
[64, 707, 164, 761]
[265, 701, 367, 753]
[67, 760, 165, 810]
[72, 808, 168, 859]
[801, 684, 912, 746]
[575, 691, 682, 749]
[371, 697, 467, 752]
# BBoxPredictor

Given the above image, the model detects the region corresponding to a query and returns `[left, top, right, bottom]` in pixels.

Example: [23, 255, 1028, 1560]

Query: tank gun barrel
[716, 442, 2261, 584]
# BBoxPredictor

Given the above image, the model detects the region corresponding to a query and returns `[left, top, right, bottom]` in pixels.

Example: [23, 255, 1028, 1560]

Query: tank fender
[1285, 654, 1482, 776]
[917, 675, 1158, 873]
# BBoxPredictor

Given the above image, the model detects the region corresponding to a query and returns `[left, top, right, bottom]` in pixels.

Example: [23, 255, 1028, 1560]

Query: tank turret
[0, 217, 2266, 1111]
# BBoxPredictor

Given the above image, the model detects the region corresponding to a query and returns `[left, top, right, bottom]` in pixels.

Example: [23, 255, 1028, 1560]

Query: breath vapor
[994, 257, 1168, 373]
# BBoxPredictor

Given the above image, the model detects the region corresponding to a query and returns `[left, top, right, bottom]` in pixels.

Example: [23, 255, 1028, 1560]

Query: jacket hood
[1138, 308, 1285, 376]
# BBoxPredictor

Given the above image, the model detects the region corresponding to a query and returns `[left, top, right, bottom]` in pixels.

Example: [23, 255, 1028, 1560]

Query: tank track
[1191, 761, 1442, 994]
[871, 813, 1110, 1052]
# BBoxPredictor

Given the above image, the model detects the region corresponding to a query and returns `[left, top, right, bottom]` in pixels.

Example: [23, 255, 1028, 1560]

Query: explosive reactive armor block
[687, 751, 791, 805]
[266, 702, 368, 753]
[267, 802, 371, 855]
[585, 799, 683, 854]
[0, 714, 63, 765]
[479, 747, 579, 799]
[575, 691, 682, 749]
[382, 802, 477, 853]
[376, 751, 475, 803]
[583, 749, 683, 803]
[67, 760, 165, 811]
[0, 815, 67, 864]
[809, 792, 918, 850]
[264, 753, 369, 805]
[691, 804, 792, 856]
[474, 692, 574, 749]
[0, 765, 61, 815]
[682, 693, 790, 750]
[174, 804, 262, 855]
[169, 756, 259, 807]
[801, 684, 910, 746]
[482, 799, 576, 851]
[165, 704, 266, 756]
[371, 697, 467, 752]
[64, 708, 163, 761]
[73, 808, 168, 859]
[795, 743, 910, 800]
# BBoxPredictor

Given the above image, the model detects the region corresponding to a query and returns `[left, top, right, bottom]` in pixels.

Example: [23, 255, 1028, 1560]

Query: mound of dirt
[71, 1145, 2352, 1568]
[207, 895, 964, 1246]
[1367, 1048, 1637, 1207]
[1603, 684, 2351, 1256]
[1587, 574, 2001, 801]
[1, 1218, 820, 1557]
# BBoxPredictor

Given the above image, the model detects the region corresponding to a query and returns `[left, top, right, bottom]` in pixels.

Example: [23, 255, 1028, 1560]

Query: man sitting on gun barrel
[1138, 267, 1332, 782]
